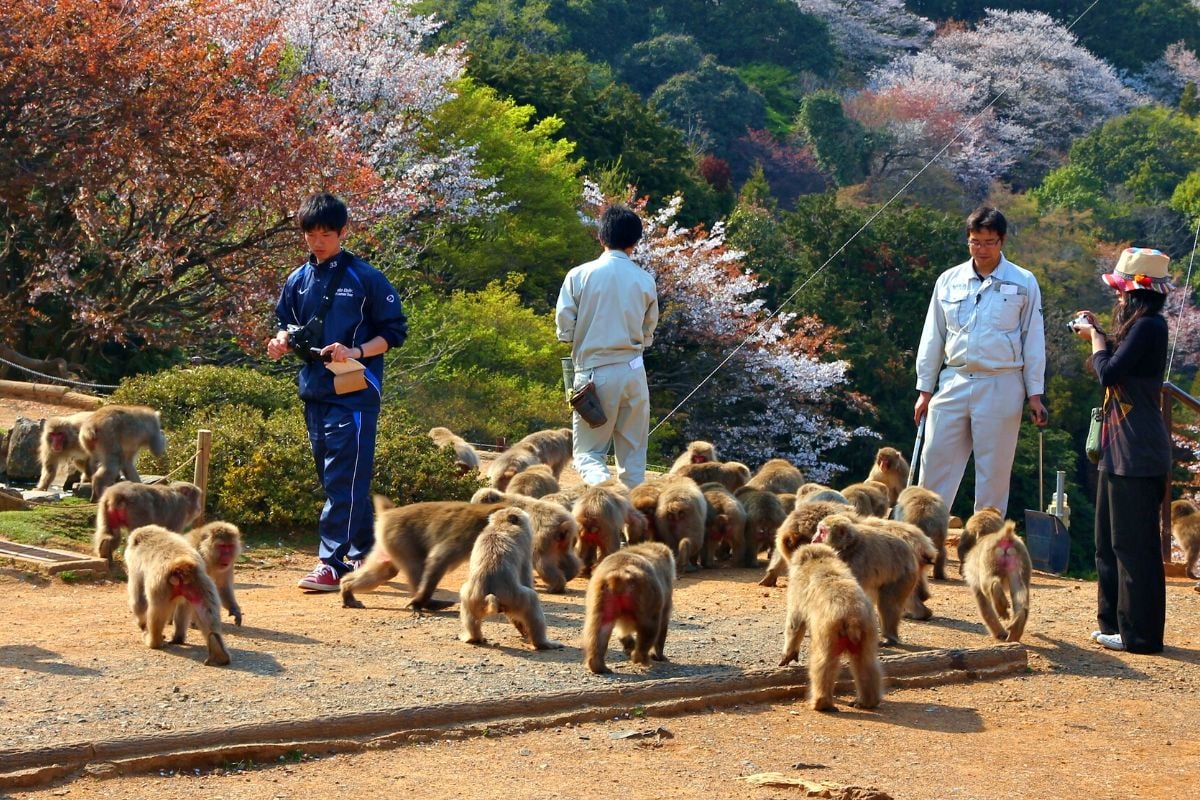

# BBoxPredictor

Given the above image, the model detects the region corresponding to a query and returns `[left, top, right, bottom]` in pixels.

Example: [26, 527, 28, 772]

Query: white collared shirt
[915, 254, 1046, 398]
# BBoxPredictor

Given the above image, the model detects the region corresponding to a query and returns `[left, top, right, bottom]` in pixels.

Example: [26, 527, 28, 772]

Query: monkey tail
[483, 593, 501, 615]
[676, 538, 693, 569]
[150, 412, 167, 457]
[835, 617, 867, 657]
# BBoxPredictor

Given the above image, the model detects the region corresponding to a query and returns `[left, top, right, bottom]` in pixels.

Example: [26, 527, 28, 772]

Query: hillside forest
[2, 0, 1199, 571]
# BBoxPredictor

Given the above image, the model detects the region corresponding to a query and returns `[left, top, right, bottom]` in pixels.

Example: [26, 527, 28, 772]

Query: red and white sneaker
[297, 563, 340, 592]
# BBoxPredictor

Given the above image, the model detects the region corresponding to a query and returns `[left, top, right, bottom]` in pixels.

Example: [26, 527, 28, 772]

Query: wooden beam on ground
[0, 644, 1027, 790]
[0, 540, 106, 575]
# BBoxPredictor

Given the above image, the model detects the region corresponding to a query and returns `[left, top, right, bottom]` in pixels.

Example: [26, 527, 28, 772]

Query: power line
[650, 1, 1104, 436]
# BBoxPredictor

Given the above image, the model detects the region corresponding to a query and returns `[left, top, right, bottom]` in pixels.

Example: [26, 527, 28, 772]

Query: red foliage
[698, 155, 732, 193]
[0, 0, 373, 356]
[728, 130, 826, 209]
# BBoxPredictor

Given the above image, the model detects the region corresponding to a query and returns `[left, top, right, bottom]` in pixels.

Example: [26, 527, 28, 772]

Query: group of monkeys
[346, 427, 1037, 709]
[40, 409, 1199, 710]
[38, 404, 243, 667]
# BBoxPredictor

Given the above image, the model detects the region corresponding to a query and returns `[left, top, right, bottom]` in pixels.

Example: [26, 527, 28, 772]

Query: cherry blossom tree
[0, 0, 494, 365]
[859, 10, 1139, 193]
[582, 182, 872, 480]
[1131, 41, 1200, 106]
[793, 0, 934, 73]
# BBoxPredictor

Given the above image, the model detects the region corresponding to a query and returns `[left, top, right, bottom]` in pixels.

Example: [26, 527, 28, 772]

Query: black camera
[286, 322, 328, 362]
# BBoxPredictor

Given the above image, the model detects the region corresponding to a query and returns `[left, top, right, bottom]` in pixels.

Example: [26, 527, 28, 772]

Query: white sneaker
[1095, 632, 1126, 651]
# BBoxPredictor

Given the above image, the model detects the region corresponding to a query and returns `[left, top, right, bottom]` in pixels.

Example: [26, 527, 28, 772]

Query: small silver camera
[1067, 313, 1090, 333]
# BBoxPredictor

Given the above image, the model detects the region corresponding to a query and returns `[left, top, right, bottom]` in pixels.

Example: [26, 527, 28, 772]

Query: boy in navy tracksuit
[267, 193, 407, 591]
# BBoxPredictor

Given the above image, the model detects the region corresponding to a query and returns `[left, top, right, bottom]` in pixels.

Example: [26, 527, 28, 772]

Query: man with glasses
[914, 206, 1047, 518]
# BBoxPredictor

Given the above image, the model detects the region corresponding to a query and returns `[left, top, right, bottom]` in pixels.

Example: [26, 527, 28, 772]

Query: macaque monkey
[573, 485, 642, 576]
[36, 411, 94, 491]
[668, 441, 718, 473]
[865, 518, 937, 621]
[961, 521, 1032, 642]
[866, 446, 910, 505]
[124, 525, 230, 666]
[812, 514, 919, 645]
[796, 483, 832, 500]
[700, 482, 747, 568]
[758, 500, 856, 587]
[1170, 500, 1200, 579]
[428, 426, 481, 474]
[539, 491, 576, 510]
[487, 427, 573, 490]
[779, 543, 883, 711]
[486, 449, 541, 492]
[746, 458, 805, 494]
[593, 477, 633, 499]
[654, 476, 707, 574]
[471, 488, 581, 593]
[958, 506, 1004, 574]
[777, 493, 797, 514]
[345, 497, 503, 610]
[734, 486, 787, 567]
[582, 541, 675, 674]
[506, 464, 561, 498]
[673, 460, 752, 492]
[841, 482, 889, 518]
[187, 521, 244, 626]
[80, 404, 168, 501]
[459, 508, 563, 650]
[94, 480, 203, 566]
[894, 485, 950, 580]
[808, 488, 850, 505]
[629, 482, 663, 544]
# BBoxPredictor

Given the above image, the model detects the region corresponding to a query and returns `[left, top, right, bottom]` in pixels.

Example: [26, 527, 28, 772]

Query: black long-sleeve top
[1091, 314, 1170, 477]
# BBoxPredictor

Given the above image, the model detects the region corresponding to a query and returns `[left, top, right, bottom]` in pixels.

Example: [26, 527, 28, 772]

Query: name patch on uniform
[336, 287, 355, 298]
[1000, 284, 1018, 295]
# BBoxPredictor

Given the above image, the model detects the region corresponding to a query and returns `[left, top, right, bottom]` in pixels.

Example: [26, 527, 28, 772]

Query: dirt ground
[2, 396, 1200, 799]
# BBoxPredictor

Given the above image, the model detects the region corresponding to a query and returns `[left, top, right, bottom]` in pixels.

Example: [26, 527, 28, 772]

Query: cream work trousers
[918, 368, 1025, 517]
[571, 359, 649, 487]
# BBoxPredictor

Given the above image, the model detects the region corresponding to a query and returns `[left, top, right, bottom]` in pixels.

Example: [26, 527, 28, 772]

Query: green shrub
[194, 404, 483, 533]
[373, 408, 487, 505]
[218, 408, 322, 531]
[104, 365, 483, 534]
[390, 279, 571, 443]
[109, 365, 293, 429]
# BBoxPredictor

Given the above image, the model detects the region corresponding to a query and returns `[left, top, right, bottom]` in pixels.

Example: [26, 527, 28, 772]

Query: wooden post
[194, 429, 212, 524]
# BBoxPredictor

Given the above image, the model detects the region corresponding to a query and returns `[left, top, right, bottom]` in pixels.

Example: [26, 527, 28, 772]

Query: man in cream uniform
[556, 205, 659, 487]
[914, 206, 1047, 517]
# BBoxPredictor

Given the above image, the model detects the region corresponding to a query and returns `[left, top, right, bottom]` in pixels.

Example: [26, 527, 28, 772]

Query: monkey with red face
[582, 542, 675, 674]
[188, 522, 244, 626]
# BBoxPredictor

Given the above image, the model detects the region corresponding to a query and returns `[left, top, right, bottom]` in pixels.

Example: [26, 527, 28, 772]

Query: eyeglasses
[967, 238, 1001, 248]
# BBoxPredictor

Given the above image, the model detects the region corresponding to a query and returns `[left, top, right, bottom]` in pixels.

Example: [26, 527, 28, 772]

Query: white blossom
[863, 10, 1140, 188]
[251, 0, 503, 224]
[586, 181, 871, 479]
[794, 0, 933, 72]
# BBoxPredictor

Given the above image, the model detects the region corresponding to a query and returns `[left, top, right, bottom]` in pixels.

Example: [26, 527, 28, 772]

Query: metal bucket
[560, 357, 575, 401]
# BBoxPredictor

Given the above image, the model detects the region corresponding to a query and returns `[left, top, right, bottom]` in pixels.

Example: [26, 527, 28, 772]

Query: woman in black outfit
[1072, 247, 1174, 654]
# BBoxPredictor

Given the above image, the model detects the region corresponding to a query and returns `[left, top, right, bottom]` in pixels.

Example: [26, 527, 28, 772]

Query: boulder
[4, 416, 43, 481]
